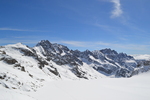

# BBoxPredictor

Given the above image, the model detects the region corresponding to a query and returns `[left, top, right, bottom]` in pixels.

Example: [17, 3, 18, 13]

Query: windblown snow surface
[1, 71, 150, 100]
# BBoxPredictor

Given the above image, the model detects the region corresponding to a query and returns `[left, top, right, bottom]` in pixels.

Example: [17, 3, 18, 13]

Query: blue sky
[0, 0, 150, 54]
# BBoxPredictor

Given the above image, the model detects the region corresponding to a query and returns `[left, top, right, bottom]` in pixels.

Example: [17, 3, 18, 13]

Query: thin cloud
[0, 27, 48, 32]
[94, 23, 124, 36]
[0, 37, 39, 46]
[56, 40, 150, 54]
[0, 39, 38, 44]
[58, 41, 88, 47]
[110, 0, 123, 18]
[94, 23, 115, 32]
[0, 39, 150, 54]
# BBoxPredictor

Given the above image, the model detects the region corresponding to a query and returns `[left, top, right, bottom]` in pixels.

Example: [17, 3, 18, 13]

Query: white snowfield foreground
[0, 71, 150, 100]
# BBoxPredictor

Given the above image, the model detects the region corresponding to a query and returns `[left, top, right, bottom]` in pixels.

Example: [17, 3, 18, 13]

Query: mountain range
[0, 40, 150, 91]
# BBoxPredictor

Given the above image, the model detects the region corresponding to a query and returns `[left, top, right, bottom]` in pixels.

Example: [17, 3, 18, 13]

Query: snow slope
[29, 74, 150, 100]
[1, 71, 150, 100]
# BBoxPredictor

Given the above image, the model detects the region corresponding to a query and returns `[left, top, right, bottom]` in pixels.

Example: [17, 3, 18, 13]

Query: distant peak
[100, 48, 118, 55]
[39, 40, 51, 44]
[16, 42, 23, 45]
[36, 40, 52, 46]
[6, 42, 24, 47]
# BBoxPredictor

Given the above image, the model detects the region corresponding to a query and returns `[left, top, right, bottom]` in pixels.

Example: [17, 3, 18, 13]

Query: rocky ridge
[0, 40, 150, 91]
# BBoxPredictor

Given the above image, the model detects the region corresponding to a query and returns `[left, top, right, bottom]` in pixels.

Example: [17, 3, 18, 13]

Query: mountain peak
[100, 48, 118, 55]
[36, 40, 52, 46]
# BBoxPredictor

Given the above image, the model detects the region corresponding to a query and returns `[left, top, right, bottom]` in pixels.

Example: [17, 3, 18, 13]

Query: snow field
[27, 71, 150, 100]
[1, 71, 150, 100]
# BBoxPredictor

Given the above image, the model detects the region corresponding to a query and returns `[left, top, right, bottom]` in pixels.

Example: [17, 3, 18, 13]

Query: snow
[89, 55, 109, 65]
[81, 62, 106, 78]
[0, 42, 150, 100]
[125, 60, 136, 63]
[33, 46, 46, 58]
[0, 85, 36, 100]
[0, 44, 47, 91]
[61, 51, 66, 56]
[132, 54, 150, 60]
[1, 71, 150, 100]
[49, 61, 79, 80]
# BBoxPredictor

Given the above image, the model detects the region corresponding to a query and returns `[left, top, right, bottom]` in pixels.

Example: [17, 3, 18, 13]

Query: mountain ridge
[0, 40, 150, 91]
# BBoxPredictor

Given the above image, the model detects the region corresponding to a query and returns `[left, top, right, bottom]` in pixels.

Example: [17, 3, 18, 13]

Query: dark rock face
[35, 40, 141, 77]
[116, 68, 130, 77]
[92, 51, 137, 77]
[2, 57, 18, 64]
[100, 48, 118, 55]
[47, 67, 60, 77]
[36, 40, 83, 67]
[95, 67, 113, 74]
[14, 63, 26, 72]
[37, 58, 49, 69]
[131, 59, 150, 76]
[143, 60, 150, 66]
[72, 67, 88, 79]
[16, 47, 36, 57]
[0, 73, 6, 79]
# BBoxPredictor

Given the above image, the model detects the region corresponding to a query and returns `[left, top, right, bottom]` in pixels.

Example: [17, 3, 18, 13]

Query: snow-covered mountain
[0, 40, 150, 91]
[131, 54, 150, 75]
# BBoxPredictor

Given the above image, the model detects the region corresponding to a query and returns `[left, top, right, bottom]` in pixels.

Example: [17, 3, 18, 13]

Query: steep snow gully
[0, 40, 150, 100]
